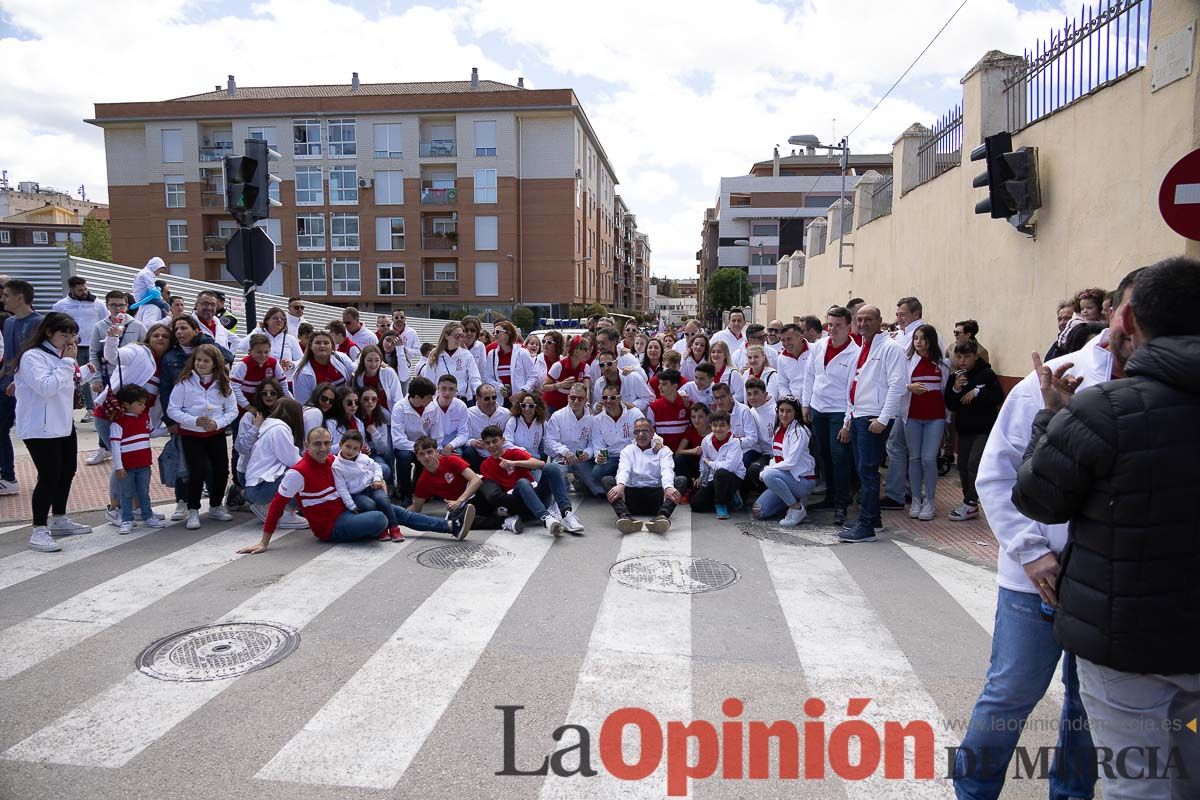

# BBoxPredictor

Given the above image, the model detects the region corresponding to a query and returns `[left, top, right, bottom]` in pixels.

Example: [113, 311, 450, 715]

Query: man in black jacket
[1013, 256, 1200, 799]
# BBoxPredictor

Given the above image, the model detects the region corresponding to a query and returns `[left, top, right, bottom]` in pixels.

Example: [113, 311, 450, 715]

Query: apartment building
[0, 180, 108, 221]
[88, 71, 620, 319]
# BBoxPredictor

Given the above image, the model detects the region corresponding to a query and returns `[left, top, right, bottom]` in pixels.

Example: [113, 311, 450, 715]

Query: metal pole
[837, 136, 848, 271]
[241, 224, 256, 326]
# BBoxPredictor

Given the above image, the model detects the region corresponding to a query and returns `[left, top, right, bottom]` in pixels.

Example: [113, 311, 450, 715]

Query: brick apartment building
[88, 71, 628, 319]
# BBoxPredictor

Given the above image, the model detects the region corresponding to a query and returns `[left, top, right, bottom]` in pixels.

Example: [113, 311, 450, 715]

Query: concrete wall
[774, 0, 1199, 379]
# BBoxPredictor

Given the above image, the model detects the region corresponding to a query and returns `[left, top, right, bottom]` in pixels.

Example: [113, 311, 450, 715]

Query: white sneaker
[562, 511, 585, 533]
[278, 510, 309, 529]
[908, 500, 922, 519]
[779, 507, 808, 527]
[49, 516, 92, 536]
[29, 527, 61, 552]
[502, 516, 524, 534]
[85, 449, 111, 466]
[141, 515, 166, 529]
[81, 411, 93, 423]
[919, 499, 936, 521]
[949, 503, 979, 521]
[170, 501, 188, 521]
[105, 507, 121, 525]
[543, 515, 563, 537]
[185, 510, 201, 530]
[208, 505, 233, 522]
[250, 503, 270, 522]
[118, 521, 135, 535]
[0, 479, 19, 496]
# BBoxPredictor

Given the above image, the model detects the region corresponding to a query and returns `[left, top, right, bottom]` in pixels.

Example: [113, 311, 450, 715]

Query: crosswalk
[0, 505, 1068, 799]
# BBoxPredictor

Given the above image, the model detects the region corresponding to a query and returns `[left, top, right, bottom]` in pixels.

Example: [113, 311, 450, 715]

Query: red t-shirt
[681, 426, 705, 450]
[311, 358, 344, 388]
[544, 357, 588, 411]
[649, 395, 690, 450]
[908, 359, 945, 420]
[481, 447, 534, 491]
[824, 339, 851, 366]
[772, 426, 788, 462]
[849, 335, 873, 404]
[497, 349, 512, 386]
[414, 455, 471, 500]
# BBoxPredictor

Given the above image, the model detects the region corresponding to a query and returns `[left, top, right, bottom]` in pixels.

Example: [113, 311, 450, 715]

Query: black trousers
[182, 433, 229, 510]
[674, 453, 701, 482]
[26, 430, 77, 526]
[743, 452, 770, 494]
[691, 469, 743, 512]
[956, 432, 988, 505]
[601, 475, 689, 519]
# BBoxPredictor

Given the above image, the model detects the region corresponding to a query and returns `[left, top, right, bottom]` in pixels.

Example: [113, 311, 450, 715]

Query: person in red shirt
[476, 425, 581, 536]
[238, 427, 475, 553]
[647, 367, 690, 457]
[111, 385, 165, 533]
[903, 325, 950, 521]
[542, 336, 592, 412]
[672, 402, 710, 488]
[409, 435, 511, 529]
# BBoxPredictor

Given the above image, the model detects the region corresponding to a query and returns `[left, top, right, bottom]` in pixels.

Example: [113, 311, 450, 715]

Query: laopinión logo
[497, 698, 938, 795]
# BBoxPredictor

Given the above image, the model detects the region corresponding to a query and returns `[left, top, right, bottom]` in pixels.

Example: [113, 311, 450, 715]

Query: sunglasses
[291, 304, 306, 311]
[319, 396, 335, 404]
[478, 394, 497, 401]
[767, 328, 781, 334]
[568, 395, 586, 402]
[260, 390, 279, 397]
[519, 402, 537, 409]
[344, 399, 359, 406]
[601, 396, 620, 402]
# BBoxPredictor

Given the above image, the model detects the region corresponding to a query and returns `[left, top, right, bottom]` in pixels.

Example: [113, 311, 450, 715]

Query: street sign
[1159, 148, 1200, 241]
[224, 227, 276, 285]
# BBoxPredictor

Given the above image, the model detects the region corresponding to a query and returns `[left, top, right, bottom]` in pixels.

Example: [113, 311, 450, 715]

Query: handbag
[158, 434, 189, 485]
[95, 347, 124, 421]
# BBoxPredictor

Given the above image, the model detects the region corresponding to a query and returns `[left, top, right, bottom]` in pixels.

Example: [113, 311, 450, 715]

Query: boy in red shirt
[111, 385, 165, 534]
[409, 435, 506, 530]
[476, 425, 581, 536]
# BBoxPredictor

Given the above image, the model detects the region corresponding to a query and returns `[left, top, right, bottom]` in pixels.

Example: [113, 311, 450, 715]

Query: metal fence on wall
[914, 104, 964, 189]
[1005, 0, 1152, 131]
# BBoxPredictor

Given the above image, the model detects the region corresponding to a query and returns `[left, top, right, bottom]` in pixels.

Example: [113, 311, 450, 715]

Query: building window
[576, 179, 581, 209]
[295, 167, 323, 205]
[161, 129, 183, 163]
[376, 217, 405, 250]
[329, 166, 358, 204]
[373, 123, 402, 158]
[327, 118, 356, 157]
[751, 252, 776, 266]
[32, 231, 49, 245]
[331, 258, 360, 295]
[54, 231, 68, 243]
[751, 223, 777, 237]
[474, 169, 497, 204]
[0, 230, 10, 244]
[473, 120, 497, 156]
[293, 118, 322, 157]
[165, 175, 186, 208]
[474, 216, 498, 250]
[378, 263, 406, 296]
[169, 263, 189, 277]
[269, 180, 280, 205]
[375, 170, 404, 204]
[166, 221, 187, 252]
[475, 262, 498, 296]
[331, 213, 360, 250]
[296, 214, 325, 250]
[248, 126, 278, 148]
[298, 259, 327, 294]
[434, 262, 457, 281]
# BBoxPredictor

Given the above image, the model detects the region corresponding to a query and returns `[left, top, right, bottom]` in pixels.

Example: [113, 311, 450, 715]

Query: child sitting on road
[332, 430, 404, 542]
[110, 385, 165, 534]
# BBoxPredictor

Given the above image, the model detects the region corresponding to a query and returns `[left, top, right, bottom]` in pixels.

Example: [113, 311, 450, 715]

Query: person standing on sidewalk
[15, 312, 92, 552]
[52, 276, 106, 423]
[1013, 258, 1200, 800]
[0, 279, 43, 496]
[900, 325, 950, 522]
[882, 296, 926, 511]
[838, 305, 907, 543]
[943, 339, 1002, 522]
[802, 306, 858, 526]
[603, 417, 688, 535]
[86, 291, 147, 466]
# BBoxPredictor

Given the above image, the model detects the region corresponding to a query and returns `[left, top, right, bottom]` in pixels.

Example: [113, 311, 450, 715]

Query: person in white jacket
[52, 277, 106, 420]
[754, 398, 817, 527]
[484, 320, 536, 404]
[391, 309, 423, 363]
[602, 417, 688, 534]
[590, 388, 644, 488]
[774, 323, 810, 401]
[418, 321, 481, 402]
[332, 430, 405, 542]
[543, 383, 601, 497]
[465, 385, 508, 471]
[242, 399, 308, 529]
[15, 313, 92, 552]
[166, 344, 239, 530]
[434, 375, 471, 456]
[390, 376, 443, 504]
[351, 345, 404, 412]
[131, 257, 171, 317]
[591, 354, 654, 413]
[690, 410, 745, 519]
[237, 307, 302, 378]
[838, 305, 908, 543]
[293, 331, 356, 405]
[801, 307, 858, 525]
[503, 390, 546, 457]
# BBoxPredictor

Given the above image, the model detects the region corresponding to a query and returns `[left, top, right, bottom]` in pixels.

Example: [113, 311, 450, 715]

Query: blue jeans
[850, 416, 892, 527]
[244, 477, 284, 505]
[76, 347, 94, 410]
[94, 415, 112, 453]
[884, 415, 908, 503]
[564, 457, 603, 497]
[757, 467, 816, 519]
[0, 393, 16, 482]
[811, 409, 851, 509]
[118, 466, 154, 522]
[326, 504, 452, 543]
[953, 588, 1095, 800]
[370, 453, 393, 484]
[591, 454, 620, 488]
[352, 488, 397, 528]
[510, 462, 572, 519]
[904, 417, 946, 503]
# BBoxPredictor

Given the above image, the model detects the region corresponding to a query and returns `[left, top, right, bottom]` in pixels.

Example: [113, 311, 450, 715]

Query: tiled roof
[171, 80, 524, 102]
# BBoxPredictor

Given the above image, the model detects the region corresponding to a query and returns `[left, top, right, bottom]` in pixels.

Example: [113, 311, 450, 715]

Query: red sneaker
[390, 526, 406, 542]
[377, 530, 391, 541]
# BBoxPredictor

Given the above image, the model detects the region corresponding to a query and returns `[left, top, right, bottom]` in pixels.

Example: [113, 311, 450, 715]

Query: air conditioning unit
[358, 177, 374, 189]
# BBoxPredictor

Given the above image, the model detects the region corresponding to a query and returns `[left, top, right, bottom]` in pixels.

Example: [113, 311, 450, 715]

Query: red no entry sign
[1160, 148, 1200, 240]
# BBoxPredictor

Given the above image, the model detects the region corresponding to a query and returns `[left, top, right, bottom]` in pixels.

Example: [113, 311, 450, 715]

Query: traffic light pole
[240, 223, 256, 326]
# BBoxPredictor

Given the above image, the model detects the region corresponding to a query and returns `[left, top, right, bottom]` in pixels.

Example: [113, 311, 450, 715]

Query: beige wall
[775, 0, 1198, 379]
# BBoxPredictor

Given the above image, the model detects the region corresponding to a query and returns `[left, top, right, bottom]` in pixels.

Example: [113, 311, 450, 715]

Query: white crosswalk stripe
[3, 539, 411, 768]
[255, 530, 556, 789]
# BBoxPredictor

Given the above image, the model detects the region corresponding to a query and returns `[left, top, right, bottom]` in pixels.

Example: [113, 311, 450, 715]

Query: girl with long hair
[641, 338, 665, 380]
[235, 377, 286, 482]
[357, 385, 393, 482]
[708, 340, 745, 401]
[542, 335, 592, 412]
[418, 321, 482, 402]
[680, 334, 709, 381]
[166, 343, 238, 529]
[353, 344, 403, 411]
[302, 381, 337, 437]
[293, 330, 355, 404]
[532, 330, 563, 389]
[325, 385, 368, 450]
[378, 331, 411, 390]
[902, 325, 950, 521]
[15, 313, 90, 552]
[504, 390, 546, 457]
[485, 320, 536, 404]
[753, 397, 816, 526]
[242, 398, 309, 528]
[739, 345, 779, 401]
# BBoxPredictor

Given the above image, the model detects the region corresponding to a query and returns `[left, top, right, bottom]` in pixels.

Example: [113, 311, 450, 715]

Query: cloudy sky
[1, 0, 1071, 278]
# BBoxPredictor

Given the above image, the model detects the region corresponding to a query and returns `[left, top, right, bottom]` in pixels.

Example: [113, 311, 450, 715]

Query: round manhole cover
[136, 622, 299, 682]
[416, 542, 514, 571]
[610, 555, 739, 594]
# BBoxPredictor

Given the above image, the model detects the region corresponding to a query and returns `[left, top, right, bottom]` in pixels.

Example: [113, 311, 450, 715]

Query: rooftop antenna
[78, 184, 87, 201]
[0, 170, 8, 191]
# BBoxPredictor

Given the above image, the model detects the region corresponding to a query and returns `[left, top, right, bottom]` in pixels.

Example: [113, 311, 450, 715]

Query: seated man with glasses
[603, 417, 689, 535]
[589, 384, 645, 488]
[544, 383, 602, 497]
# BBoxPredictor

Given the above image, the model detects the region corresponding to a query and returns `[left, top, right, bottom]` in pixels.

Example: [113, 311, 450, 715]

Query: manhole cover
[136, 622, 299, 682]
[739, 516, 846, 547]
[416, 542, 514, 571]
[610, 555, 739, 594]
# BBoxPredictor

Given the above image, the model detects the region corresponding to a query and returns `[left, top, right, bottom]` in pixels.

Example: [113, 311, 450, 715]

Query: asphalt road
[0, 500, 1076, 800]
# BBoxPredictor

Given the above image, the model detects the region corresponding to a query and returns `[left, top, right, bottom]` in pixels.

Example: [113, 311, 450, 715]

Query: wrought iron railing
[1004, 0, 1152, 131]
[914, 104, 964, 188]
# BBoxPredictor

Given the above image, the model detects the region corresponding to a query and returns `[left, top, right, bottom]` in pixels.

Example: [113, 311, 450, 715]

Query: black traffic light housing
[223, 139, 281, 227]
[970, 131, 1042, 236]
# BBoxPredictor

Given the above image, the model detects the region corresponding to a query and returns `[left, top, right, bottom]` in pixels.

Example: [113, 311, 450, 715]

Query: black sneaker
[808, 499, 836, 512]
[450, 504, 476, 540]
[838, 524, 878, 543]
[832, 507, 847, 526]
[842, 517, 883, 531]
[879, 497, 906, 510]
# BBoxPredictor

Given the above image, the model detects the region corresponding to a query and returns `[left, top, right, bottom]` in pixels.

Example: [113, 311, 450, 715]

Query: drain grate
[610, 554, 739, 594]
[416, 542, 514, 571]
[136, 622, 299, 682]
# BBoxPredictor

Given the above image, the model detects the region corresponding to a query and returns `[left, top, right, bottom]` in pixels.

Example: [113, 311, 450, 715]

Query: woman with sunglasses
[485, 320, 536, 405]
[325, 385, 368, 451]
[531, 330, 562, 391]
[357, 386, 393, 483]
[418, 321, 482, 403]
[302, 382, 338, 437]
[542, 335, 592, 413]
[293, 330, 356, 405]
[352, 344, 403, 412]
[234, 377, 286, 486]
[238, 306, 302, 379]
[680, 334, 709, 381]
[504, 391, 547, 458]
[460, 315, 488, 378]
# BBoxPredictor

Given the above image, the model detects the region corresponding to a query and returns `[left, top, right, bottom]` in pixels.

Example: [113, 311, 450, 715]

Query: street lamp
[789, 133, 850, 271]
[734, 238, 762, 323]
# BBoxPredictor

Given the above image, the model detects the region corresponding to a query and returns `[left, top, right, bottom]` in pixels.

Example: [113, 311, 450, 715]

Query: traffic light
[223, 139, 281, 227]
[970, 131, 1042, 230]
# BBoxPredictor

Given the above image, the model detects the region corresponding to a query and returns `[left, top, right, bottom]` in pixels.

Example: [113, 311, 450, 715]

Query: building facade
[0, 182, 107, 221]
[88, 73, 622, 319]
[0, 205, 86, 249]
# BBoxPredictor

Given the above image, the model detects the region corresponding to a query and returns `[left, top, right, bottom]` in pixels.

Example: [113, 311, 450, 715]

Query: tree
[511, 305, 535, 334]
[63, 217, 113, 262]
[705, 269, 751, 319]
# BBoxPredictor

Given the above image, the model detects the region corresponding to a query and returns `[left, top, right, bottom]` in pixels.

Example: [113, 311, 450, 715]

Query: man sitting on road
[603, 417, 688, 535]
[544, 383, 601, 497]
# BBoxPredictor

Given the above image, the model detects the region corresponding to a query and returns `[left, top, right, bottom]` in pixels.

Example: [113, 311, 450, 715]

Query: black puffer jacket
[1012, 335, 1200, 674]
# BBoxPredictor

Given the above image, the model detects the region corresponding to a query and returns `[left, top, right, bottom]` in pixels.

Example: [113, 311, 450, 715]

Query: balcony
[420, 187, 458, 205]
[423, 280, 459, 296]
[201, 192, 224, 209]
[419, 140, 457, 157]
[199, 145, 233, 162]
[203, 234, 230, 252]
[422, 233, 458, 251]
